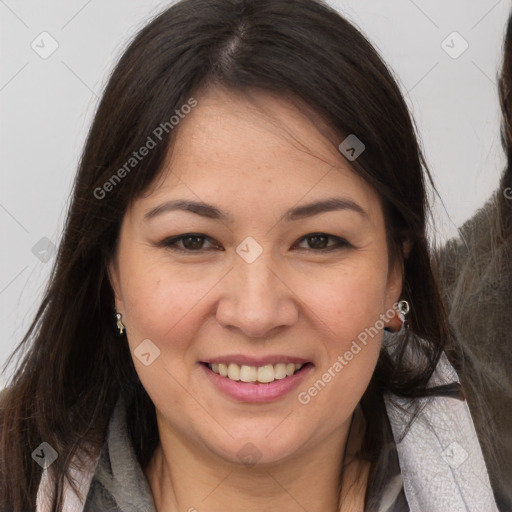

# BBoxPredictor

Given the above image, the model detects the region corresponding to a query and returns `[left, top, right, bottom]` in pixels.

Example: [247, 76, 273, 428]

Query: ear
[383, 258, 404, 332]
[385, 256, 403, 309]
[107, 255, 123, 312]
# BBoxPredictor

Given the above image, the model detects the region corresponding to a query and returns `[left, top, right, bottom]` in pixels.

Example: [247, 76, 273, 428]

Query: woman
[0, 0, 498, 510]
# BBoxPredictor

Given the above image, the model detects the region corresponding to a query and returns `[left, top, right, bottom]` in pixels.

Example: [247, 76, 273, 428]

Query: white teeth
[218, 363, 228, 377]
[257, 364, 275, 383]
[208, 362, 305, 383]
[274, 363, 287, 379]
[227, 363, 240, 381]
[240, 365, 257, 382]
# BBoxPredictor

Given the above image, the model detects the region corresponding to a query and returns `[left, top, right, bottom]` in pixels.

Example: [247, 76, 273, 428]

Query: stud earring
[115, 311, 125, 335]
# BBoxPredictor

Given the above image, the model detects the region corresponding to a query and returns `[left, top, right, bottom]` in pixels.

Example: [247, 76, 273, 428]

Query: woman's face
[110, 86, 402, 467]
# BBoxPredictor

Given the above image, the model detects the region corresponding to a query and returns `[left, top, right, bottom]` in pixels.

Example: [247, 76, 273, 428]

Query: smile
[206, 362, 305, 384]
[201, 361, 313, 402]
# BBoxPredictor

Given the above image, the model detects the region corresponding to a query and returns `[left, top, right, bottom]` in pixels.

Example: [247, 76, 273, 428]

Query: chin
[214, 426, 314, 469]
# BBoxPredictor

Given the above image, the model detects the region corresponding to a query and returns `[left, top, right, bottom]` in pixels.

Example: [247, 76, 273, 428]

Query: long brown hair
[1, 1, 462, 510]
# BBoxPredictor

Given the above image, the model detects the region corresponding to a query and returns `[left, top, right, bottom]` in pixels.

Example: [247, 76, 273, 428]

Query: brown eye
[306, 234, 329, 249]
[181, 235, 206, 250]
[294, 233, 352, 251]
[160, 233, 221, 252]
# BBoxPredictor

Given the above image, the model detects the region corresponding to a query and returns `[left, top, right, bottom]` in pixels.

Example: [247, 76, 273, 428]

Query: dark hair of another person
[436, 9, 512, 509]
[0, 1, 468, 510]
[499, 11, 512, 198]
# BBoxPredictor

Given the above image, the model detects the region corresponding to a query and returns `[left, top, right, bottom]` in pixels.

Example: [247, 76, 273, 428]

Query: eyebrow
[144, 197, 368, 223]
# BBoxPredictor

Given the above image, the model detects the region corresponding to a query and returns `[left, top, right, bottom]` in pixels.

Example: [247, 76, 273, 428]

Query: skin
[109, 86, 403, 511]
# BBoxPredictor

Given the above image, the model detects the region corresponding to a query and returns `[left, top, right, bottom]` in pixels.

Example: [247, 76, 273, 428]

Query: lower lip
[201, 363, 313, 403]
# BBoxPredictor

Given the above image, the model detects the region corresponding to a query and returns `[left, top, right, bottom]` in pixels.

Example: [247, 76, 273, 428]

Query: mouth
[201, 361, 313, 384]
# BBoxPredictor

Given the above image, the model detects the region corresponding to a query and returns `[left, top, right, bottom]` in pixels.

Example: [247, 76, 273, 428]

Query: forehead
[137, 86, 381, 221]
[169, 86, 342, 178]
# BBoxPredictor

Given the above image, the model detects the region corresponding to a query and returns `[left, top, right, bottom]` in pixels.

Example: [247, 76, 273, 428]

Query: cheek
[295, 261, 388, 409]
[303, 260, 389, 344]
[116, 249, 205, 350]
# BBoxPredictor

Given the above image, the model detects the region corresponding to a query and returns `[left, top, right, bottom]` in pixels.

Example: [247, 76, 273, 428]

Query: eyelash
[159, 233, 353, 254]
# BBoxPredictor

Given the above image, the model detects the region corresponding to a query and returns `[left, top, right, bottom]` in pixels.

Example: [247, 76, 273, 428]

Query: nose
[215, 249, 299, 339]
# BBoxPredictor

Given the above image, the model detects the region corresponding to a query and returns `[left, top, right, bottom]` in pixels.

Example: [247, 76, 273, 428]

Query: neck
[145, 407, 368, 512]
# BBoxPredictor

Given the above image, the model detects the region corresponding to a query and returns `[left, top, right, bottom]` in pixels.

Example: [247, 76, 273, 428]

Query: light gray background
[0, 0, 509, 387]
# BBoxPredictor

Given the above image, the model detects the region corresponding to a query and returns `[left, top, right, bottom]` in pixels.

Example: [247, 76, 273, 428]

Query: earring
[397, 300, 410, 331]
[385, 299, 410, 333]
[115, 311, 125, 335]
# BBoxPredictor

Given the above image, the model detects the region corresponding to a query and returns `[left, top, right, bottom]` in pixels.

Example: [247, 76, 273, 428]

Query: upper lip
[202, 355, 311, 366]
